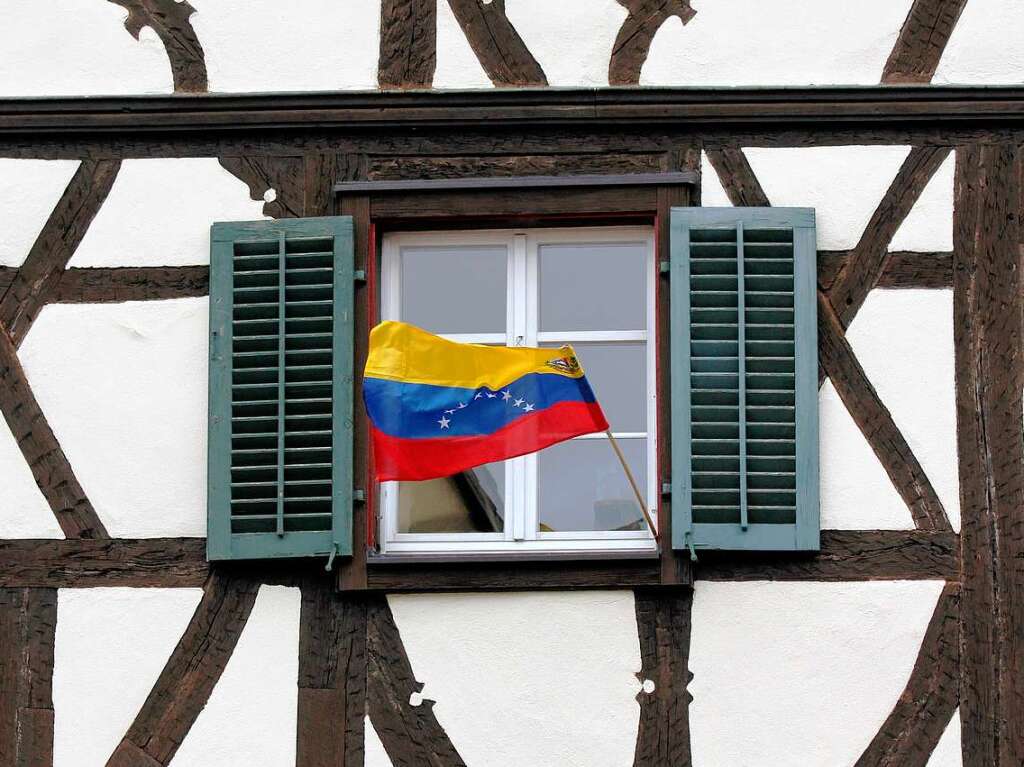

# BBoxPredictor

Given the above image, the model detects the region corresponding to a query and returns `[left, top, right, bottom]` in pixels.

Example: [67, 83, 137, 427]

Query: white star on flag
[501, 390, 512, 401]
[523, 403, 535, 412]
[457, 402, 467, 409]
[474, 392, 483, 399]
[486, 392, 497, 399]
[438, 416, 450, 429]
[513, 398, 524, 407]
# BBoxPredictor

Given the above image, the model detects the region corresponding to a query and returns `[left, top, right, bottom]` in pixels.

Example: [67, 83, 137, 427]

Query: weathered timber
[695, 530, 958, 581]
[52, 266, 208, 302]
[818, 251, 953, 291]
[379, 0, 436, 89]
[107, 0, 207, 93]
[704, 147, 770, 206]
[882, 0, 968, 84]
[0, 329, 107, 538]
[855, 582, 959, 767]
[633, 589, 693, 767]
[303, 152, 340, 217]
[0, 588, 56, 767]
[609, 0, 695, 86]
[818, 293, 951, 531]
[368, 152, 666, 180]
[828, 146, 951, 328]
[297, 578, 367, 767]
[366, 596, 466, 766]
[218, 155, 304, 219]
[442, 0, 546, 87]
[0, 539, 207, 588]
[0, 159, 120, 345]
[953, 142, 1024, 767]
[106, 571, 260, 767]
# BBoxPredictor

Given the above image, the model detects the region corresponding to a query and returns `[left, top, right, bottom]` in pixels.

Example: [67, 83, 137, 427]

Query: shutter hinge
[659, 260, 671, 274]
[353, 488, 366, 503]
[660, 482, 672, 498]
[683, 531, 699, 562]
[353, 269, 367, 283]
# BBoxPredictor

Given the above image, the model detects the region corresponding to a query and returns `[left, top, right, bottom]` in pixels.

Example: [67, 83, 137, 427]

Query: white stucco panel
[20, 299, 208, 537]
[641, 0, 911, 86]
[435, 0, 493, 89]
[690, 580, 946, 767]
[890, 153, 955, 252]
[744, 146, 912, 250]
[0, 160, 80, 267]
[53, 587, 203, 767]
[365, 715, 394, 767]
[847, 289, 960, 530]
[192, 0, 380, 92]
[171, 585, 300, 767]
[0, 1, 172, 97]
[0, 417, 63, 539]
[928, 708, 963, 767]
[934, 0, 1024, 85]
[506, 0, 626, 86]
[386, 590, 641, 767]
[699, 151, 734, 207]
[70, 158, 266, 268]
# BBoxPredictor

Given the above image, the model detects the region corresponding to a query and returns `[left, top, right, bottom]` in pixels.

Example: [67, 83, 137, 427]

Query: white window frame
[378, 225, 657, 556]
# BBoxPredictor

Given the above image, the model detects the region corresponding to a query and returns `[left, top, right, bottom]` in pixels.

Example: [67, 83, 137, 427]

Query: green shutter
[671, 207, 819, 551]
[207, 217, 355, 561]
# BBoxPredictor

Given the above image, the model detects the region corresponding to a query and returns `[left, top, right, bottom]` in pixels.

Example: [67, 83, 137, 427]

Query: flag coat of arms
[364, 321, 609, 481]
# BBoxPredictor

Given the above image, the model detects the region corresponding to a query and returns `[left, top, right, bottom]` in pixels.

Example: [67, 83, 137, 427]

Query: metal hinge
[661, 482, 672, 498]
[353, 269, 366, 283]
[353, 488, 366, 503]
[659, 260, 671, 274]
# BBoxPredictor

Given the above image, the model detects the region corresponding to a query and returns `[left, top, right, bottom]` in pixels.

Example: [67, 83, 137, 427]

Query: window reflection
[397, 462, 506, 533]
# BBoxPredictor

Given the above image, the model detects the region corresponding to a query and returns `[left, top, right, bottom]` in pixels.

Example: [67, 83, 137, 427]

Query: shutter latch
[324, 543, 339, 572]
[683, 531, 698, 562]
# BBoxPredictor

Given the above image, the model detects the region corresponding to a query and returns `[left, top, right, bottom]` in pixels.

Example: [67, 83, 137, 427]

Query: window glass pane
[537, 438, 647, 532]
[401, 244, 507, 334]
[544, 342, 647, 432]
[539, 241, 646, 331]
[396, 461, 506, 533]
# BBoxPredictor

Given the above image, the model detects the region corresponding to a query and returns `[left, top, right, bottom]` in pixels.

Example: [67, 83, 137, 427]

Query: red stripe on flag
[371, 401, 608, 482]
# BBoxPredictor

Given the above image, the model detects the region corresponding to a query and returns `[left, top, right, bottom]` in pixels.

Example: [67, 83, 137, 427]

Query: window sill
[367, 546, 659, 566]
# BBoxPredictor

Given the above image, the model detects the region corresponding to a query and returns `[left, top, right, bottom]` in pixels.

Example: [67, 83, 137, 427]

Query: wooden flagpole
[605, 429, 659, 542]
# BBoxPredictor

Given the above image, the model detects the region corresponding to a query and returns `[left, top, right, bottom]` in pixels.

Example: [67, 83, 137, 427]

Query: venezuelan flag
[364, 321, 609, 481]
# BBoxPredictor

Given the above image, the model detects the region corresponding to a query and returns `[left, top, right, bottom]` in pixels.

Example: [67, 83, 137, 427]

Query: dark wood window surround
[333, 174, 697, 592]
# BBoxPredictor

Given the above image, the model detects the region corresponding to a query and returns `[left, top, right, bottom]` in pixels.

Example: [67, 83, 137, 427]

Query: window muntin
[379, 226, 657, 555]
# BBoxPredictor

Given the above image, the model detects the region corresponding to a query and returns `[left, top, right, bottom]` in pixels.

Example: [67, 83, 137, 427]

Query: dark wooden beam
[827, 146, 951, 329]
[0, 329, 108, 538]
[704, 147, 770, 207]
[818, 293, 952, 531]
[953, 142, 1024, 767]
[818, 251, 953, 291]
[632, 589, 693, 767]
[882, 0, 968, 84]
[695, 530, 958, 581]
[366, 596, 466, 766]
[106, 571, 260, 767]
[445, 0, 546, 87]
[609, 0, 695, 86]
[0, 159, 120, 345]
[217, 155, 304, 219]
[108, 0, 207, 93]
[297, 579, 367, 767]
[855, 582, 959, 767]
[3, 87, 1024, 137]
[379, 0, 436, 89]
[52, 266, 209, 303]
[0, 588, 56, 767]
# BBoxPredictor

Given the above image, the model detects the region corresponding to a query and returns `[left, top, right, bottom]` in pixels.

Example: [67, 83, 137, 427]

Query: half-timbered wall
[1, 2, 1021, 766]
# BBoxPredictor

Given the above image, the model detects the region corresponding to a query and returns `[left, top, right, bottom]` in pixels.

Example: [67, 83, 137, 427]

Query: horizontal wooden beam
[1, 87, 1023, 137]
[0, 530, 957, 588]
[818, 251, 953, 290]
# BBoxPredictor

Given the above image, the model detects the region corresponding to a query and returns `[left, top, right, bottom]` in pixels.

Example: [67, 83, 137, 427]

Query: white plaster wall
[699, 152, 734, 208]
[890, 153, 955, 253]
[641, 0, 911, 86]
[928, 709, 963, 767]
[848, 290, 960, 530]
[171, 585, 301, 767]
[70, 158, 266, 268]
[191, 0, 380, 92]
[53, 587, 203, 767]
[507, 0, 626, 87]
[0, 1, 172, 96]
[0, 418, 63, 539]
[934, 0, 1024, 85]
[744, 146, 912, 250]
[386, 591, 641, 767]
[435, 0, 493, 89]
[0, 160, 81, 267]
[820, 380, 914, 530]
[20, 299, 208, 538]
[365, 716, 393, 767]
[690, 580, 946, 766]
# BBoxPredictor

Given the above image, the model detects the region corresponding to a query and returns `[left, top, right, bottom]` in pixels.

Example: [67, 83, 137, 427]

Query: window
[378, 226, 658, 556]
[207, 217, 355, 562]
